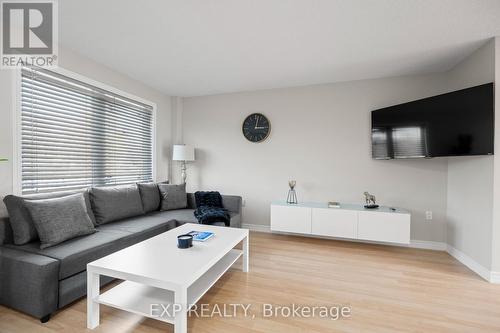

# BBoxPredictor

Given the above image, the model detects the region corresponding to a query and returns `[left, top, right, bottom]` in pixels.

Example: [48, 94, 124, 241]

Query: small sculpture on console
[363, 191, 379, 209]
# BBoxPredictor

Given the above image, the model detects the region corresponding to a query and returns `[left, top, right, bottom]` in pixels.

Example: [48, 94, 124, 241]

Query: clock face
[242, 113, 271, 143]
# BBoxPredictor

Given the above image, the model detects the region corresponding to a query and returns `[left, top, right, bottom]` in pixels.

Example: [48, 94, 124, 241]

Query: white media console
[270, 201, 410, 244]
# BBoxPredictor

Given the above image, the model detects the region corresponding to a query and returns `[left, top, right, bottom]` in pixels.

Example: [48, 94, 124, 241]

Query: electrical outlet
[425, 211, 433, 221]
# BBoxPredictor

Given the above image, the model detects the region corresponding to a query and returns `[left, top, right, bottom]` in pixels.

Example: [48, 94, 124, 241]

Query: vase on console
[286, 180, 298, 204]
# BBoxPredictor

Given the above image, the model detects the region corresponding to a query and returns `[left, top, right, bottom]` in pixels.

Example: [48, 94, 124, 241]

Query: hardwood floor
[2, 231, 500, 333]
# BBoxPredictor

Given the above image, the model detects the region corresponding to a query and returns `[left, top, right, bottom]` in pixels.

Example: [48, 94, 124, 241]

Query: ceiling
[59, 0, 500, 97]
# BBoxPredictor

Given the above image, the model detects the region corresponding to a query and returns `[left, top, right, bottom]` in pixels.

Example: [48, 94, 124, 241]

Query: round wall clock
[242, 113, 271, 143]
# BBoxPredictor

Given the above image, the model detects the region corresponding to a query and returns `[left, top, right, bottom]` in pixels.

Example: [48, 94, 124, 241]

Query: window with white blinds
[21, 66, 154, 195]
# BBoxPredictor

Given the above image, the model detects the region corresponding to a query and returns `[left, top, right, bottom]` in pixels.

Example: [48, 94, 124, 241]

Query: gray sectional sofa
[0, 185, 242, 322]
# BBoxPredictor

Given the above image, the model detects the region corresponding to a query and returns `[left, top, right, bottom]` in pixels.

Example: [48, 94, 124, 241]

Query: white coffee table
[86, 223, 249, 333]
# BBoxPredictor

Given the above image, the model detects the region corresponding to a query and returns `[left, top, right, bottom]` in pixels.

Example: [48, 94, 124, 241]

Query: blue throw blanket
[194, 191, 230, 227]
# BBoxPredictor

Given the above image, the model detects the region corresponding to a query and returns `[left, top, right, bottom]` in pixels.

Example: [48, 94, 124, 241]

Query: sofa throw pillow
[24, 193, 96, 249]
[159, 183, 187, 211]
[3, 189, 97, 245]
[3, 195, 38, 245]
[90, 185, 144, 224]
[137, 182, 161, 213]
[26, 189, 98, 226]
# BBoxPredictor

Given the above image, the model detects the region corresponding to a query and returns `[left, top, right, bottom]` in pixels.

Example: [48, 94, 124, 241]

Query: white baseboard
[409, 240, 447, 251]
[445, 244, 500, 283]
[241, 223, 271, 233]
[489, 271, 500, 283]
[242, 223, 500, 283]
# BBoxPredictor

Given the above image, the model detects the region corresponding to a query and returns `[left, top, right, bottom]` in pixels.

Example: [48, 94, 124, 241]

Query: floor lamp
[172, 145, 195, 184]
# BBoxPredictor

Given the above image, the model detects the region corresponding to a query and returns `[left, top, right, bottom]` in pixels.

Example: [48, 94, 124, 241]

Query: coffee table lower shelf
[94, 249, 243, 324]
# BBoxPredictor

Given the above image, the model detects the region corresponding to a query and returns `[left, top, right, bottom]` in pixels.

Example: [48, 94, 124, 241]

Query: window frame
[12, 66, 157, 195]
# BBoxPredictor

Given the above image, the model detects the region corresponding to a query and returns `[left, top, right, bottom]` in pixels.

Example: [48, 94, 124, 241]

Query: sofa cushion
[155, 209, 198, 224]
[159, 183, 187, 211]
[59, 270, 115, 308]
[5, 229, 131, 279]
[3, 189, 96, 245]
[195, 213, 240, 227]
[137, 209, 236, 226]
[5, 214, 179, 279]
[24, 193, 96, 249]
[137, 182, 161, 213]
[90, 185, 144, 225]
[98, 211, 184, 234]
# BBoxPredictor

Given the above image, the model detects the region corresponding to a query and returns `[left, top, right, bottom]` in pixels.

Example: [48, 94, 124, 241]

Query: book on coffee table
[188, 231, 215, 242]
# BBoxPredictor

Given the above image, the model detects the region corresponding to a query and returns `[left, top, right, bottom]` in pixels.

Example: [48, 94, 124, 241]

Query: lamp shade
[172, 145, 195, 161]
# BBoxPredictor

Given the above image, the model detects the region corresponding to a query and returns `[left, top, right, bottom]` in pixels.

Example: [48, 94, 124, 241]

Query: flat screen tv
[371, 83, 494, 159]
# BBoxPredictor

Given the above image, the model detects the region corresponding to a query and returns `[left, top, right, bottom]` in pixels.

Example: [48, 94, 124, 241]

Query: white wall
[170, 96, 185, 185]
[0, 47, 173, 217]
[0, 71, 15, 218]
[492, 37, 500, 272]
[445, 40, 495, 269]
[183, 73, 452, 242]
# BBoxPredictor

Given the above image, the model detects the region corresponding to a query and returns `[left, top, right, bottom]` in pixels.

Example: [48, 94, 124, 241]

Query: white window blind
[21, 66, 154, 195]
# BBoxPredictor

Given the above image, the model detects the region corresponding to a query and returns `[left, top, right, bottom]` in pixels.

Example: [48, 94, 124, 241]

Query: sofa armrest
[0, 217, 13, 245]
[186, 193, 242, 214]
[0, 246, 60, 319]
[221, 195, 242, 214]
[187, 193, 196, 209]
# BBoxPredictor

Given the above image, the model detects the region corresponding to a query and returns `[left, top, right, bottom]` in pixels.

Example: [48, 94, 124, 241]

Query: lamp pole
[172, 145, 195, 184]
[180, 160, 187, 184]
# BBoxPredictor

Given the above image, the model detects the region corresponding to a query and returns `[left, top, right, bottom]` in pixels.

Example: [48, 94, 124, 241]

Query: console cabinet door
[357, 211, 410, 244]
[271, 205, 312, 234]
[311, 208, 357, 239]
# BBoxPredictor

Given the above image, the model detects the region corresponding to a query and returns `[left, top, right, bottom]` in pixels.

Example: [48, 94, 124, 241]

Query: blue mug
[177, 234, 193, 249]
